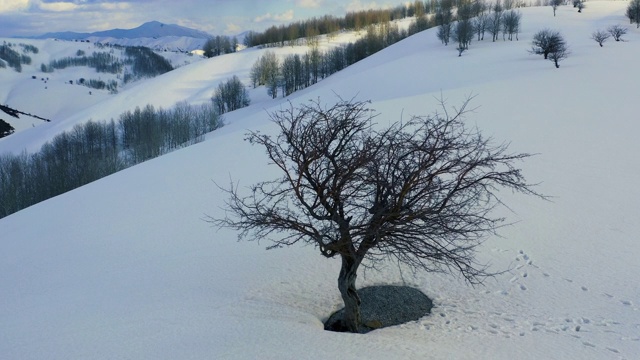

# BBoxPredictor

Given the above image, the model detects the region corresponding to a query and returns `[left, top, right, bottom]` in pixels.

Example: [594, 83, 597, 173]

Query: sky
[0, 0, 410, 37]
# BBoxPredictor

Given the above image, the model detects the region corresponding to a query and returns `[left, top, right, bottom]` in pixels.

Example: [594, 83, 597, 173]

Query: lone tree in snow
[529, 29, 569, 67]
[212, 96, 542, 333]
[591, 30, 611, 47]
[530, 29, 569, 68]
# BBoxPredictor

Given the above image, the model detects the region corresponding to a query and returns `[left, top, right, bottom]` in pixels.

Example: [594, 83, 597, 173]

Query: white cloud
[254, 9, 294, 23]
[0, 0, 30, 12]
[99, 2, 132, 11]
[295, 0, 322, 8]
[274, 9, 294, 21]
[225, 22, 241, 34]
[39, 1, 78, 12]
[345, 0, 386, 12]
[253, 13, 270, 22]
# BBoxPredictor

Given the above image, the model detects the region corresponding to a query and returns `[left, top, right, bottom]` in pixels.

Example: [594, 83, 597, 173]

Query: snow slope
[0, 38, 203, 134]
[1, 2, 639, 359]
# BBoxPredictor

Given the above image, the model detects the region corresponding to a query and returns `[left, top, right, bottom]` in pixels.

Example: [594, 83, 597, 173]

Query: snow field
[1, 2, 639, 359]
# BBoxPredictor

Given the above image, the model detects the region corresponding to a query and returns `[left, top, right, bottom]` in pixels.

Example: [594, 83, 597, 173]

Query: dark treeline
[20, 44, 39, 54]
[203, 35, 239, 58]
[212, 75, 250, 114]
[252, 19, 429, 98]
[252, 0, 531, 98]
[0, 43, 33, 72]
[43, 45, 174, 81]
[123, 46, 174, 82]
[41, 45, 175, 92]
[46, 51, 124, 74]
[0, 119, 14, 138]
[77, 78, 119, 93]
[244, 0, 441, 48]
[0, 102, 222, 219]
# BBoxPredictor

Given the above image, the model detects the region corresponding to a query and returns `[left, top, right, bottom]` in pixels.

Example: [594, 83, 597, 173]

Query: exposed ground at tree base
[324, 285, 433, 334]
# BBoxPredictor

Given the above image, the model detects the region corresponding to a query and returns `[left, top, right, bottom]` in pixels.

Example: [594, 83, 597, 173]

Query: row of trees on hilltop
[250, 21, 420, 99]
[0, 102, 222, 219]
[203, 35, 239, 58]
[436, 0, 523, 55]
[38, 45, 175, 92]
[44, 47, 174, 80]
[243, 0, 448, 48]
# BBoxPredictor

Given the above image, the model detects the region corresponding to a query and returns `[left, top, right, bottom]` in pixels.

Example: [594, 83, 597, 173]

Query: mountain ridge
[31, 21, 212, 40]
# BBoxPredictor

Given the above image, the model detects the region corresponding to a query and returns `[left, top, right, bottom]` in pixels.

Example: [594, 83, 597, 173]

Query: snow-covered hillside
[0, 27, 365, 152]
[1, 2, 639, 359]
[0, 38, 203, 134]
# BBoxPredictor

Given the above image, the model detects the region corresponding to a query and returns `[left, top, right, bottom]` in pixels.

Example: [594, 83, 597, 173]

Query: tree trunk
[338, 254, 362, 332]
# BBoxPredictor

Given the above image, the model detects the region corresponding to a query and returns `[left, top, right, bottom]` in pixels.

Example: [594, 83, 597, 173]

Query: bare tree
[576, 0, 585, 13]
[487, 1, 504, 42]
[452, 19, 475, 54]
[608, 25, 628, 41]
[474, 12, 489, 41]
[437, 24, 452, 45]
[250, 51, 279, 88]
[530, 28, 562, 59]
[591, 30, 610, 47]
[436, 6, 453, 45]
[212, 97, 542, 333]
[502, 9, 522, 41]
[211, 75, 250, 114]
[550, 0, 562, 16]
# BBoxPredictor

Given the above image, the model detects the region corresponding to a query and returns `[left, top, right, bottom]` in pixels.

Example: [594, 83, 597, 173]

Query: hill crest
[33, 21, 212, 40]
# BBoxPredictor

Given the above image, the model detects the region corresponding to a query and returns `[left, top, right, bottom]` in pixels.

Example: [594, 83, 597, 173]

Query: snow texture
[1, 2, 639, 359]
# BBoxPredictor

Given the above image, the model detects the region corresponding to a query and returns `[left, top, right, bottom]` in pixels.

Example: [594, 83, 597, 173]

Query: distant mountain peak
[33, 21, 212, 41]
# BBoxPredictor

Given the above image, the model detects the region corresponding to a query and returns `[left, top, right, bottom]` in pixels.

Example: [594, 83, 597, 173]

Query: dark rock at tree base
[324, 285, 433, 334]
